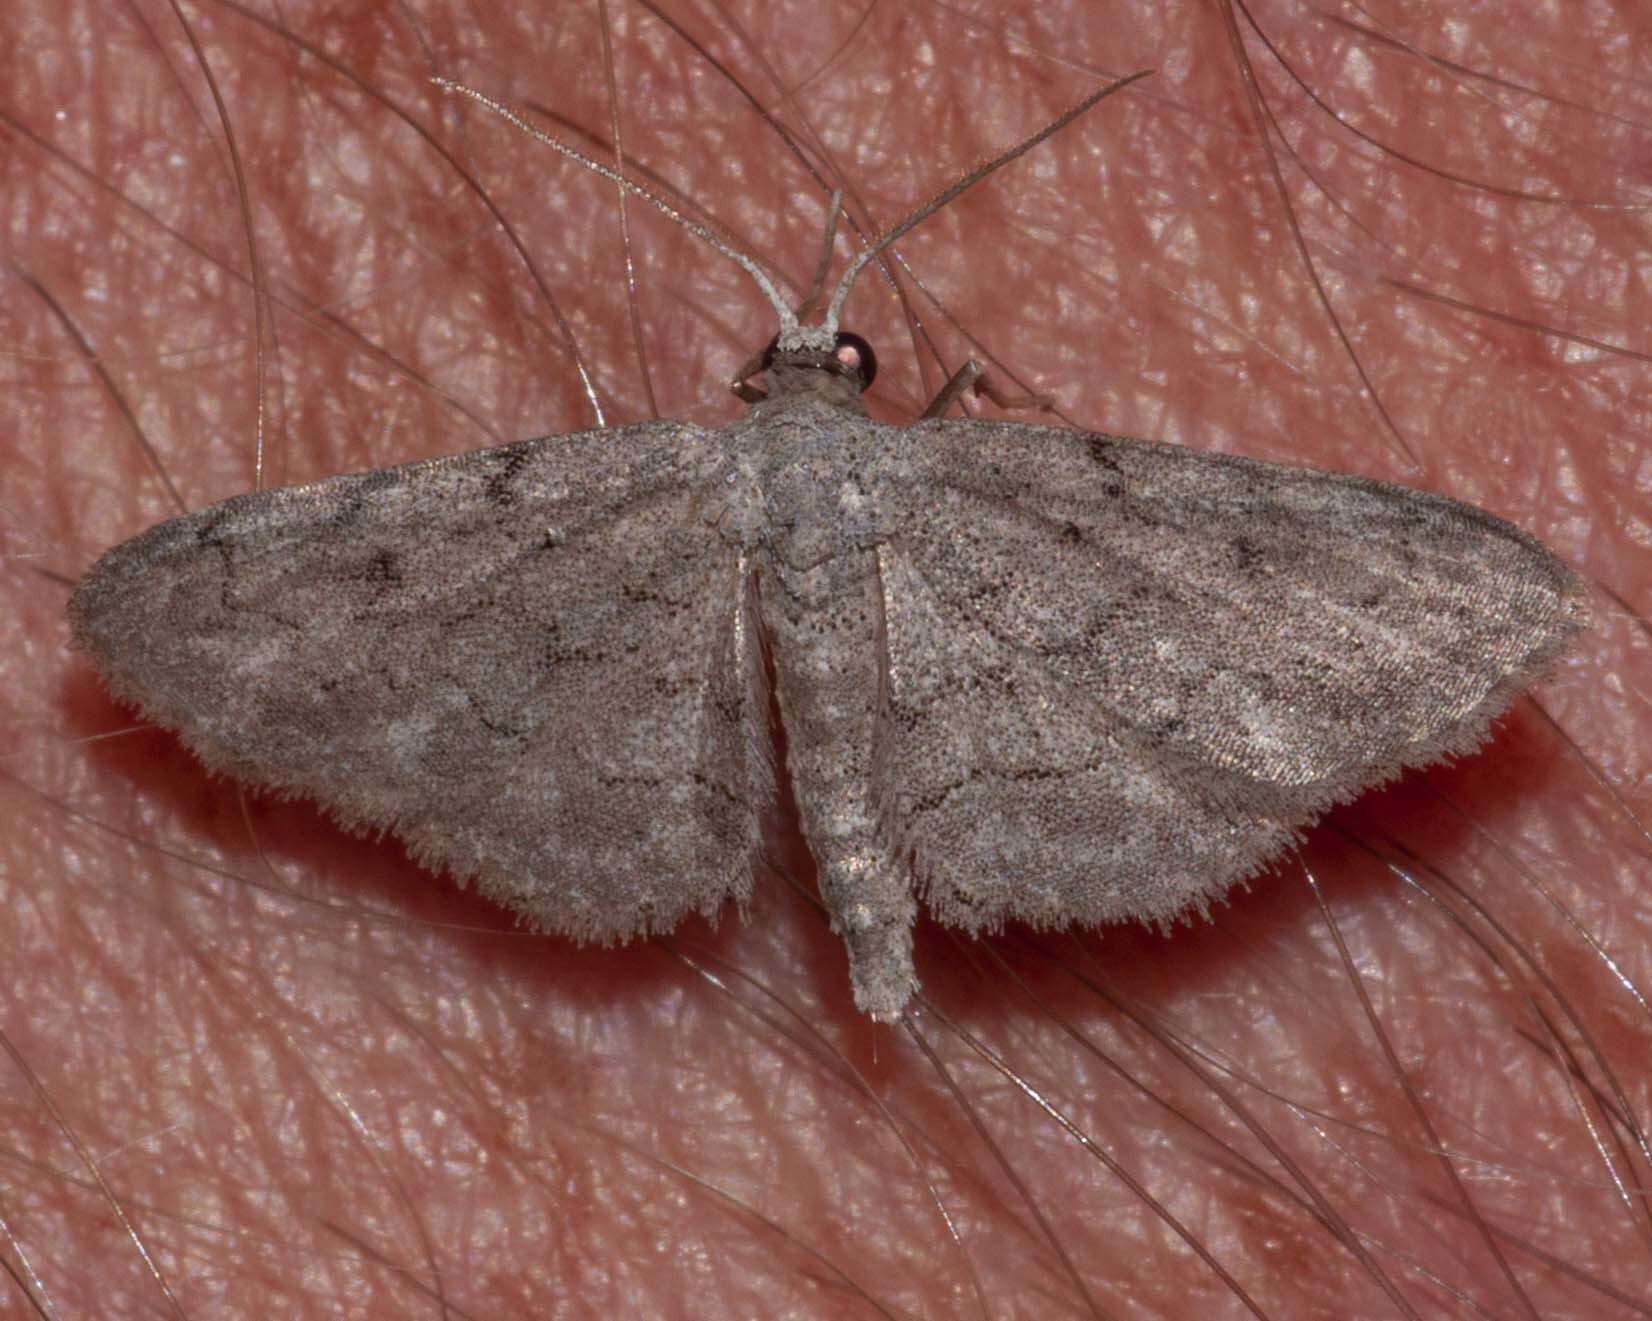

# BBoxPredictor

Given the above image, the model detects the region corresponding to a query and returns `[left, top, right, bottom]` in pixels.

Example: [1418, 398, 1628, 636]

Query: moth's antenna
[432, 77, 806, 344]
[797, 190, 846, 324]
[434, 70, 1153, 359]
[818, 68, 1155, 342]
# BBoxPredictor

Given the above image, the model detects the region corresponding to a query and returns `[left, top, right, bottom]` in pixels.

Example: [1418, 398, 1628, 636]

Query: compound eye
[833, 332, 878, 390]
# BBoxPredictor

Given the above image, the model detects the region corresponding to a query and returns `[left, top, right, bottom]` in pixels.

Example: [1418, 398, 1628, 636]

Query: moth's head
[732, 329, 878, 405]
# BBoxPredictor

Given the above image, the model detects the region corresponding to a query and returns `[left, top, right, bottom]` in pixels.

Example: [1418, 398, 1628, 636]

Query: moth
[69, 76, 1587, 1020]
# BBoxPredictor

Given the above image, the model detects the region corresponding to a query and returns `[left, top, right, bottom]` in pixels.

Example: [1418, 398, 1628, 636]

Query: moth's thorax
[759, 362, 868, 413]
[722, 367, 906, 571]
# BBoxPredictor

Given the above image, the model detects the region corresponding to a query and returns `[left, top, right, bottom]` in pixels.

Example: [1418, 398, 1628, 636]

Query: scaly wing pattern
[72, 422, 769, 944]
[875, 418, 1587, 934]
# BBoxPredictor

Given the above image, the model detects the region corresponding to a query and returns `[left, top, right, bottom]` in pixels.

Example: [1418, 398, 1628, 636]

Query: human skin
[4, 2, 1646, 1317]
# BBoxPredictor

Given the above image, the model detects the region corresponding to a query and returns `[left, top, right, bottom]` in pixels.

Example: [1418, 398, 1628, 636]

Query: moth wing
[71, 421, 770, 943]
[876, 418, 1587, 933]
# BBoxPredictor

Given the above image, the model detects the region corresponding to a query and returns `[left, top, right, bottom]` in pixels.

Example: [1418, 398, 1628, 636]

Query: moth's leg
[729, 350, 770, 403]
[919, 359, 1055, 420]
[918, 361, 982, 420]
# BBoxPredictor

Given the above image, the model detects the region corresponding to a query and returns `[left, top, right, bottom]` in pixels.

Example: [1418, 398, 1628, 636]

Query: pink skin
[5, 2, 1642, 1316]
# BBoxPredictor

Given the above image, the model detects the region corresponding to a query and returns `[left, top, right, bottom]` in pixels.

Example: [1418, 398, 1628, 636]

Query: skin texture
[4, 1, 1645, 1316]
